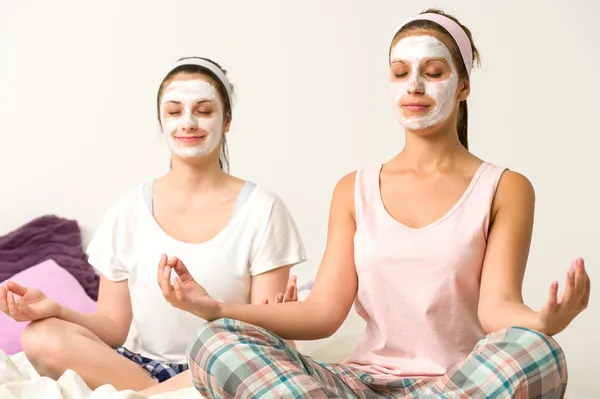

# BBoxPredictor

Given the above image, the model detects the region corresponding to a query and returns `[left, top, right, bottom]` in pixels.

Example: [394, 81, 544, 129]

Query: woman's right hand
[0, 281, 60, 322]
[158, 254, 223, 321]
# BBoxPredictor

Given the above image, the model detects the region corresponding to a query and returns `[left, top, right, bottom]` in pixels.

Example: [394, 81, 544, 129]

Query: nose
[180, 115, 198, 131]
[407, 74, 425, 95]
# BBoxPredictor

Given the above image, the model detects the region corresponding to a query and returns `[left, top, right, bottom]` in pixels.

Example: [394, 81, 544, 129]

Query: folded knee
[21, 318, 71, 369]
[192, 318, 271, 345]
[496, 327, 568, 380]
[504, 327, 564, 354]
[190, 319, 248, 354]
[187, 318, 279, 369]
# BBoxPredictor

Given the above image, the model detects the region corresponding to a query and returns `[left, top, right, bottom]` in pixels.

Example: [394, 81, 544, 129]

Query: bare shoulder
[497, 170, 535, 199]
[330, 171, 358, 220]
[335, 171, 357, 194]
[493, 169, 535, 213]
[333, 171, 357, 202]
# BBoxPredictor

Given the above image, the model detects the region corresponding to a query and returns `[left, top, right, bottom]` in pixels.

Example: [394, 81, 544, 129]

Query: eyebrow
[164, 99, 213, 105]
[391, 57, 447, 63]
[423, 58, 448, 64]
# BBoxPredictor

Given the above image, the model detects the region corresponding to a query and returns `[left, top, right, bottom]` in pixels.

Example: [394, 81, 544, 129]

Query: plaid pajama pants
[187, 319, 567, 398]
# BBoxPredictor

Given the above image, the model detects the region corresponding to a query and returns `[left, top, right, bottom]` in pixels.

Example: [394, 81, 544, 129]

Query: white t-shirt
[86, 182, 306, 363]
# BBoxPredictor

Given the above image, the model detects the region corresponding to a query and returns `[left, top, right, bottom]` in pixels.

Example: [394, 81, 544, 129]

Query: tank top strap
[461, 162, 507, 239]
[354, 164, 385, 229]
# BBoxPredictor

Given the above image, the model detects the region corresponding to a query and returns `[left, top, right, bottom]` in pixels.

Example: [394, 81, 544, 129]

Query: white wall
[1, 0, 598, 397]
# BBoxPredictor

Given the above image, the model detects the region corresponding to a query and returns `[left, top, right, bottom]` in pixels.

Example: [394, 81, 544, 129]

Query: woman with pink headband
[159, 9, 589, 398]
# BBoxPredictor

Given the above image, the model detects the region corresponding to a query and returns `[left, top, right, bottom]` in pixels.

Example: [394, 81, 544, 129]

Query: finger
[160, 266, 175, 298]
[173, 276, 184, 302]
[276, 293, 284, 304]
[0, 285, 9, 313]
[292, 281, 298, 302]
[547, 281, 559, 310]
[157, 254, 168, 285]
[283, 275, 297, 303]
[172, 257, 194, 284]
[7, 292, 19, 317]
[291, 275, 298, 301]
[573, 259, 586, 303]
[283, 283, 295, 303]
[582, 272, 591, 308]
[4, 281, 27, 296]
[562, 267, 575, 305]
[157, 253, 167, 274]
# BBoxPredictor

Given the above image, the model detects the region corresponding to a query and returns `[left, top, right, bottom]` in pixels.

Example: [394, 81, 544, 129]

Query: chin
[402, 122, 438, 133]
[401, 113, 455, 134]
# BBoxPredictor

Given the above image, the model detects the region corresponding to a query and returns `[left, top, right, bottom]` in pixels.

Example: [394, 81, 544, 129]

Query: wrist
[215, 301, 226, 320]
[532, 312, 553, 335]
[190, 300, 225, 322]
[54, 301, 66, 319]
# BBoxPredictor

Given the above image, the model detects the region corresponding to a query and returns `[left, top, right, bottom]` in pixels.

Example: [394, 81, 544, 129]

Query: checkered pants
[187, 319, 567, 398]
[115, 347, 188, 383]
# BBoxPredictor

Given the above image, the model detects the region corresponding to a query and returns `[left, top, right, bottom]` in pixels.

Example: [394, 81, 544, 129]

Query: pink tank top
[344, 162, 506, 378]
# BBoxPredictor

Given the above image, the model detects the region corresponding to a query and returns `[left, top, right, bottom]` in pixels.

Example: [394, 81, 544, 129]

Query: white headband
[164, 57, 233, 110]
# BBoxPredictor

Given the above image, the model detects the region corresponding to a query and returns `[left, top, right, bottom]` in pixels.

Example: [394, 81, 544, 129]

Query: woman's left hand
[263, 275, 298, 304]
[537, 258, 590, 335]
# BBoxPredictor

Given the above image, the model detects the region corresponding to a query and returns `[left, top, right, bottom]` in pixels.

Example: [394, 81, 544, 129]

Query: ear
[223, 114, 232, 134]
[457, 79, 470, 102]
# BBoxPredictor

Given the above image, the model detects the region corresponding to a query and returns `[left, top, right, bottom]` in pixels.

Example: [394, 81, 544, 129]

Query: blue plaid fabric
[116, 347, 188, 383]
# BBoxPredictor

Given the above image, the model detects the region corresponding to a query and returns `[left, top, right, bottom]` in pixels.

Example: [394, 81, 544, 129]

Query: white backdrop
[0, 0, 598, 397]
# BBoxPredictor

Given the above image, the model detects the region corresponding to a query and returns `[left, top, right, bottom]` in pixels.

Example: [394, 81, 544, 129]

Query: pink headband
[397, 13, 473, 77]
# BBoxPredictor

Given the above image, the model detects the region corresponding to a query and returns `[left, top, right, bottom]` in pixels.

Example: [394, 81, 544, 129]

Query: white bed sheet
[0, 351, 201, 399]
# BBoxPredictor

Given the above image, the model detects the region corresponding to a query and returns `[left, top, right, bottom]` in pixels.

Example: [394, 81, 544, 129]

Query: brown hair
[390, 9, 480, 149]
[157, 57, 234, 171]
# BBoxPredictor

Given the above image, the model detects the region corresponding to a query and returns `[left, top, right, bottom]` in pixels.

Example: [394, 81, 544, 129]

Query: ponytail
[457, 100, 469, 150]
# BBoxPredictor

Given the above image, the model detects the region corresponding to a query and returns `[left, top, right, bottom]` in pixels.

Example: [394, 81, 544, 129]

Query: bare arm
[220, 174, 358, 339]
[478, 171, 590, 336]
[57, 276, 133, 348]
[250, 266, 297, 347]
[478, 171, 540, 333]
[164, 173, 359, 340]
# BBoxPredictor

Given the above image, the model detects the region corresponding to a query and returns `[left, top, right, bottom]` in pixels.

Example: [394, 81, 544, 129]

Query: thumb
[16, 297, 36, 318]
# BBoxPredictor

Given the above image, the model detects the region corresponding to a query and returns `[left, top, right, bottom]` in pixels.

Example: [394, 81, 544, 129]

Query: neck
[395, 123, 467, 172]
[165, 154, 227, 193]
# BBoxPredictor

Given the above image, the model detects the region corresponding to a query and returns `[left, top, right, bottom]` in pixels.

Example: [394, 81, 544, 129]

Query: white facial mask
[389, 35, 459, 130]
[160, 79, 224, 158]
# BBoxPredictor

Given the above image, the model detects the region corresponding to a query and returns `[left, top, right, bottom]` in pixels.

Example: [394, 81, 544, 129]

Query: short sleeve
[249, 195, 307, 276]
[86, 191, 136, 282]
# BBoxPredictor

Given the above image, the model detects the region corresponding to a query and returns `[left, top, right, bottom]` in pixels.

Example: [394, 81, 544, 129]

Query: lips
[401, 103, 431, 112]
[175, 135, 206, 143]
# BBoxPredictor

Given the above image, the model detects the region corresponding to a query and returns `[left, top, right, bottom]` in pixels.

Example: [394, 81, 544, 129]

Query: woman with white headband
[159, 9, 589, 398]
[0, 57, 306, 394]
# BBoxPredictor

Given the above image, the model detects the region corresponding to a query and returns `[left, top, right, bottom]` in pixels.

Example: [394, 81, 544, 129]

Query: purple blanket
[0, 215, 99, 300]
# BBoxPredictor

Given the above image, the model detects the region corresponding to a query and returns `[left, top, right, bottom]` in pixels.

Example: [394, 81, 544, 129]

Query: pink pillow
[0, 260, 97, 355]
